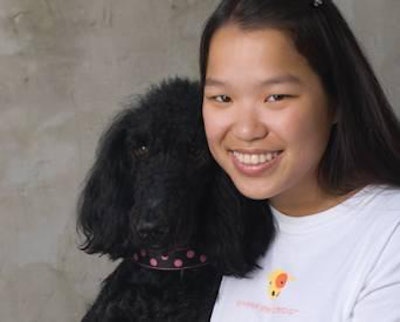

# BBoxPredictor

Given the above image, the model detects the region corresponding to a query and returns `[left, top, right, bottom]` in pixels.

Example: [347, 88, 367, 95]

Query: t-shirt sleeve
[351, 221, 400, 321]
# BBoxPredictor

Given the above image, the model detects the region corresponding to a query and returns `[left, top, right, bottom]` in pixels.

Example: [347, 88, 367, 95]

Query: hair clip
[313, 0, 323, 7]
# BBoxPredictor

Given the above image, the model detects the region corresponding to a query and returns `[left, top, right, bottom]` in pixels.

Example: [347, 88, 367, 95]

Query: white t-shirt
[211, 185, 400, 321]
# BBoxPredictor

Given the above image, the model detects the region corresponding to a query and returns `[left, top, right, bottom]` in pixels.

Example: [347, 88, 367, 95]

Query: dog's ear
[207, 171, 275, 277]
[77, 109, 136, 259]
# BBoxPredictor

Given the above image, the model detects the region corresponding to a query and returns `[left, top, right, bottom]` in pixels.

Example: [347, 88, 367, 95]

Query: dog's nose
[136, 220, 168, 242]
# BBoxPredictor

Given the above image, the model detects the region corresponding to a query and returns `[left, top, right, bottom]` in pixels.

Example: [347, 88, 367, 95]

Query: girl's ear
[77, 110, 136, 259]
[330, 101, 339, 125]
[332, 110, 338, 125]
[206, 171, 275, 277]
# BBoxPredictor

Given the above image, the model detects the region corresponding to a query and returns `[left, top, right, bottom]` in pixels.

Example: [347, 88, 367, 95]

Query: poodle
[77, 78, 275, 322]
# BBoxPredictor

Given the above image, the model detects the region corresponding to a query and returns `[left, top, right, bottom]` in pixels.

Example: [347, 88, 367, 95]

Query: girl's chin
[228, 176, 275, 200]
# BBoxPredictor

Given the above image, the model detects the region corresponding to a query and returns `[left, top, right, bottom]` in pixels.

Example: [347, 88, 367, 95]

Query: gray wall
[0, 1, 398, 321]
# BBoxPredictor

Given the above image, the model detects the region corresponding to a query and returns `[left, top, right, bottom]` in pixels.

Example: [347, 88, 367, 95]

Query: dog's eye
[133, 145, 149, 158]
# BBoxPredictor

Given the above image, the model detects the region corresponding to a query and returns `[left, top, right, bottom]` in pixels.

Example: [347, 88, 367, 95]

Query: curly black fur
[77, 78, 275, 321]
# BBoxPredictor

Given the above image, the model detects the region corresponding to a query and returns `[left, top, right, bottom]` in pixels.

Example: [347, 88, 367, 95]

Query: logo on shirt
[267, 269, 294, 299]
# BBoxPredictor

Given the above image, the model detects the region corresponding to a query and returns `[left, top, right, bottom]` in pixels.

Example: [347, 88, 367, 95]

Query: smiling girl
[200, 0, 400, 321]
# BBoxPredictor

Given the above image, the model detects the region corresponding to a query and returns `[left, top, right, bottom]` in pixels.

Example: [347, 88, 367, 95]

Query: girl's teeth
[233, 151, 280, 165]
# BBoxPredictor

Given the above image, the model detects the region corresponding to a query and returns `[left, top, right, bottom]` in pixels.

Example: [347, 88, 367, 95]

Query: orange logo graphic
[268, 269, 294, 299]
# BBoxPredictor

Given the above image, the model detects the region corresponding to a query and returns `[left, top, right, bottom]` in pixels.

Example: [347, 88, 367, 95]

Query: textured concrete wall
[0, 1, 398, 321]
[335, 0, 400, 117]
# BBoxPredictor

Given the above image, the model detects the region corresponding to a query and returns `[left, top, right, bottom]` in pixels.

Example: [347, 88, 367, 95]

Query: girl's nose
[232, 105, 268, 142]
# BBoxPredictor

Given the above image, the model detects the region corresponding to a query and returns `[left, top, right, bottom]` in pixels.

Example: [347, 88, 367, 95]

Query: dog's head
[77, 77, 274, 276]
[78, 78, 214, 258]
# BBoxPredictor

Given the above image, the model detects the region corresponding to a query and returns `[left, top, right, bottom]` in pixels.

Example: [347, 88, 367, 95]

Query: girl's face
[202, 24, 335, 215]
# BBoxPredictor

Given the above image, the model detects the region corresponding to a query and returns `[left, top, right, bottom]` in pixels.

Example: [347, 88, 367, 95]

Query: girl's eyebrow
[260, 74, 303, 86]
[205, 74, 303, 87]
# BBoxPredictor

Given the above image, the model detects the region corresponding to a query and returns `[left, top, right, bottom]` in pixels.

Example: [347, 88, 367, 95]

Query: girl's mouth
[231, 150, 283, 176]
[232, 151, 282, 165]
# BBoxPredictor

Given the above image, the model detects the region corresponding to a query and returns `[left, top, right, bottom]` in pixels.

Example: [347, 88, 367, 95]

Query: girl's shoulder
[353, 184, 400, 228]
[359, 184, 400, 208]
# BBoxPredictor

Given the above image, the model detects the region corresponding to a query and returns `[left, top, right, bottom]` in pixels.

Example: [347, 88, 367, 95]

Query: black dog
[77, 78, 274, 321]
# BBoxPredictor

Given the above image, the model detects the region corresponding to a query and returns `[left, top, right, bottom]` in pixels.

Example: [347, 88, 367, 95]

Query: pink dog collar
[133, 248, 208, 271]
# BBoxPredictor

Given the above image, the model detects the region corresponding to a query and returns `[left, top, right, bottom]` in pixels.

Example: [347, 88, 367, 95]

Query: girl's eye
[211, 95, 231, 103]
[265, 94, 289, 102]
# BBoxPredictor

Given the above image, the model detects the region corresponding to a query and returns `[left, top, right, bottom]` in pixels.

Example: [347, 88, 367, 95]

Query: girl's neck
[270, 186, 359, 217]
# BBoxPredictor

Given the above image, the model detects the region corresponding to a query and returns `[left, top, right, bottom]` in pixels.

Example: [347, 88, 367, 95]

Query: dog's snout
[136, 219, 169, 242]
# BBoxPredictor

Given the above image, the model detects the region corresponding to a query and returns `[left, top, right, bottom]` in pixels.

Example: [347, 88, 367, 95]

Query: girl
[200, 0, 400, 321]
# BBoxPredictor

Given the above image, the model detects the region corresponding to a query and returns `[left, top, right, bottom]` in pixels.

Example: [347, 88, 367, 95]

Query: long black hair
[200, 0, 400, 194]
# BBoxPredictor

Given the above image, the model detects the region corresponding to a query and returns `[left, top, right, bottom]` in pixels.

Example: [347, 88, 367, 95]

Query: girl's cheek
[203, 108, 227, 132]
